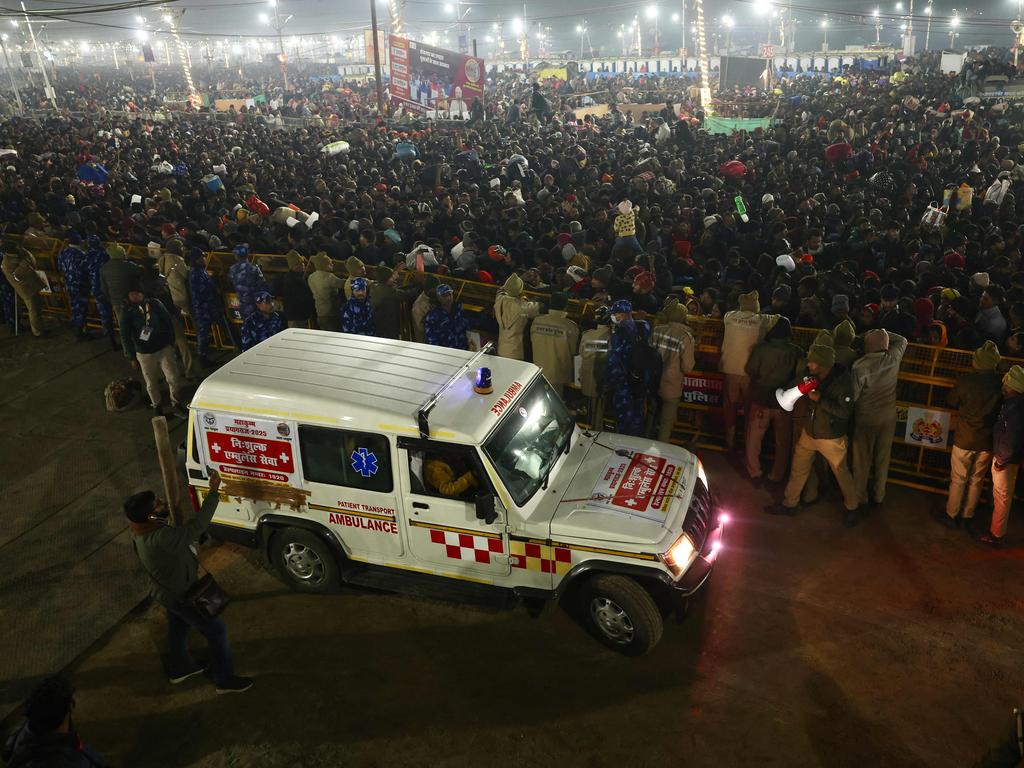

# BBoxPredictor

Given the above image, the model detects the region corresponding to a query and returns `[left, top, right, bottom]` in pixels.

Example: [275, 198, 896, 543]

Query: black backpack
[629, 325, 662, 398]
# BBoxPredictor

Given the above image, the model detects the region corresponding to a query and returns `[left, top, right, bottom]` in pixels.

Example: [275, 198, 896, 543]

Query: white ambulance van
[184, 329, 724, 655]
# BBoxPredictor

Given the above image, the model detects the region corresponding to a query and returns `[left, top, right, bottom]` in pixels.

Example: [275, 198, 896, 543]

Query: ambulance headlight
[696, 459, 709, 490]
[660, 533, 696, 575]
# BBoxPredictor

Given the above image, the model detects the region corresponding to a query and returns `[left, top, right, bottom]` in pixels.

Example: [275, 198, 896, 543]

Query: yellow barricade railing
[7, 233, 1022, 494]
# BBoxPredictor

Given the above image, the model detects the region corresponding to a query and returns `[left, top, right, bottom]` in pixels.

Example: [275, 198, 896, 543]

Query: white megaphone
[775, 376, 821, 412]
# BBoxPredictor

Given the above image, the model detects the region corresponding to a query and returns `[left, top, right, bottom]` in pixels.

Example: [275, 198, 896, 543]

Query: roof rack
[417, 342, 494, 438]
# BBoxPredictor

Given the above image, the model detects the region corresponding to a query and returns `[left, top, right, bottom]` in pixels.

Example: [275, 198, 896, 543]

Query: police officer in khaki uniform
[579, 306, 612, 429]
[769, 344, 861, 527]
[939, 340, 1003, 530]
[650, 298, 696, 442]
[495, 273, 541, 360]
[530, 292, 579, 396]
[1, 247, 46, 337]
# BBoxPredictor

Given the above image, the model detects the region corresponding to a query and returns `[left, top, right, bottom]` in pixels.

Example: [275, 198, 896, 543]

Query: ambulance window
[298, 426, 393, 493]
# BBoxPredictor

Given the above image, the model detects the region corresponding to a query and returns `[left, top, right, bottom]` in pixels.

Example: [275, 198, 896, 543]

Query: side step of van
[341, 562, 516, 610]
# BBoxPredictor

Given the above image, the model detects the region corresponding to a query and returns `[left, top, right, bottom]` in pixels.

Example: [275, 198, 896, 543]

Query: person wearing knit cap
[981, 365, 1024, 545]
[412, 274, 440, 343]
[813, 328, 834, 348]
[744, 315, 805, 484]
[308, 252, 344, 332]
[228, 243, 269, 321]
[940, 341, 1003, 531]
[99, 244, 143, 326]
[273, 250, 315, 329]
[832, 319, 858, 368]
[57, 231, 92, 340]
[241, 290, 286, 350]
[341, 277, 375, 337]
[343, 256, 367, 301]
[613, 200, 641, 254]
[495, 273, 541, 360]
[650, 298, 696, 441]
[720, 289, 773, 451]
[850, 329, 908, 510]
[771, 342, 860, 525]
[530, 292, 579, 396]
[371, 263, 419, 340]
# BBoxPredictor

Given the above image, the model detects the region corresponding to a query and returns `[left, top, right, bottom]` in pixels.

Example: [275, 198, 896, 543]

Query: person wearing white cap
[776, 253, 796, 273]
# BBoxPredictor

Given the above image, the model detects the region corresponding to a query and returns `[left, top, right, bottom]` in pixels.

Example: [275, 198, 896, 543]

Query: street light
[722, 13, 734, 52]
[821, 18, 829, 51]
[895, 1, 903, 9]
[949, 13, 960, 48]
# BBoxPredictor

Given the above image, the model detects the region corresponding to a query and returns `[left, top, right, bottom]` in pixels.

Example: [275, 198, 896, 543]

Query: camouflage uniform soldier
[340, 277, 376, 336]
[425, 284, 471, 349]
[228, 244, 268, 320]
[57, 232, 92, 340]
[189, 249, 230, 364]
[607, 299, 649, 436]
[241, 291, 286, 350]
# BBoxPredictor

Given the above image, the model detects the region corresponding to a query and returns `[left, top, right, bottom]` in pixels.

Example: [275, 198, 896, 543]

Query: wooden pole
[152, 415, 183, 526]
[370, 0, 386, 117]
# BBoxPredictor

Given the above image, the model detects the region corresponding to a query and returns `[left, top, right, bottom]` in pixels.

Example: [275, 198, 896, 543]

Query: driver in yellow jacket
[425, 455, 479, 498]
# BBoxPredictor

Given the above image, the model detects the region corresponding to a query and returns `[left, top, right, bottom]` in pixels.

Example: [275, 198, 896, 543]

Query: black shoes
[843, 509, 861, 528]
[933, 510, 960, 530]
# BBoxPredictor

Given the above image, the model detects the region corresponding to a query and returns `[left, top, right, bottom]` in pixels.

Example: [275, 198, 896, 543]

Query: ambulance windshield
[484, 378, 575, 506]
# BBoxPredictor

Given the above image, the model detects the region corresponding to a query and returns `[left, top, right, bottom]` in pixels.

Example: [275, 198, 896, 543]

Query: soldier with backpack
[607, 299, 659, 436]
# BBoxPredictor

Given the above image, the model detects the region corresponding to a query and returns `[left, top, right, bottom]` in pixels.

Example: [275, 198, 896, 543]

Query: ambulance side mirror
[475, 492, 497, 525]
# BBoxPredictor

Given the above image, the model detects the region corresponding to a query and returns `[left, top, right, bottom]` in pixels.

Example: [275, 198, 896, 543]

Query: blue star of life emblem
[350, 448, 379, 478]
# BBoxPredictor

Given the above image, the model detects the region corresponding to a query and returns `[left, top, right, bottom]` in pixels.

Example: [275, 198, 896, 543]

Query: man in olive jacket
[940, 341, 1003, 529]
[745, 316, 805, 484]
[124, 470, 253, 694]
[770, 344, 861, 526]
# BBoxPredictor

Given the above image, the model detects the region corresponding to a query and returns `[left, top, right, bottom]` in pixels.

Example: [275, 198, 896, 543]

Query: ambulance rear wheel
[580, 574, 663, 656]
[271, 527, 340, 593]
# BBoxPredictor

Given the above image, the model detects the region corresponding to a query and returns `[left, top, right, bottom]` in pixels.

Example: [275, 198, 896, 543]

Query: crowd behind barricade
[0, 46, 1023, 547]
[4, 48, 1024, 766]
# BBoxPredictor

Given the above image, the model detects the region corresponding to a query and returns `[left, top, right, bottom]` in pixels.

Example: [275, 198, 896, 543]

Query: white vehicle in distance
[183, 330, 725, 655]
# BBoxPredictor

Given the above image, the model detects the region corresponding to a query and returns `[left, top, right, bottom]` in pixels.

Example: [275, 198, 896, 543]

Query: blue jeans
[166, 603, 234, 685]
[614, 235, 643, 255]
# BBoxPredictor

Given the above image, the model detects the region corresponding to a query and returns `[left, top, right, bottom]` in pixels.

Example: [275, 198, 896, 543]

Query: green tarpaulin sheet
[705, 116, 773, 134]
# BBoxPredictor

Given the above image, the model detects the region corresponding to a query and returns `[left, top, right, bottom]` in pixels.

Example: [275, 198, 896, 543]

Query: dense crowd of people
[3, 44, 1024, 768]
[1, 47, 1022, 544]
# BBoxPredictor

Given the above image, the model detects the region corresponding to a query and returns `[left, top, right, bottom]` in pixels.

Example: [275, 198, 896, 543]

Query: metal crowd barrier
[7, 233, 1023, 495]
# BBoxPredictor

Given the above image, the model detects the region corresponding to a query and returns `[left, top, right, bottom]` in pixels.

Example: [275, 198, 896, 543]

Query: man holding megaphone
[767, 343, 861, 527]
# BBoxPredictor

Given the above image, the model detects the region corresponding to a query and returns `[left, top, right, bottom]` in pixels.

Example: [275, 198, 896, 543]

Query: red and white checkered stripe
[429, 529, 503, 564]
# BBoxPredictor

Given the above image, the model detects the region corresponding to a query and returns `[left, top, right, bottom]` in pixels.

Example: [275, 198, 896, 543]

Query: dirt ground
[55, 452, 1024, 768]
[2, 325, 1022, 768]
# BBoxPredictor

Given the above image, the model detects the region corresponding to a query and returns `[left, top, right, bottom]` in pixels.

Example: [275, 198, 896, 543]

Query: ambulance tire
[580, 574, 663, 656]
[270, 527, 341, 594]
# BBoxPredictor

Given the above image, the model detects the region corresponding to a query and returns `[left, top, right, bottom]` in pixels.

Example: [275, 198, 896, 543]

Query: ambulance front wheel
[579, 574, 663, 656]
[271, 527, 340, 593]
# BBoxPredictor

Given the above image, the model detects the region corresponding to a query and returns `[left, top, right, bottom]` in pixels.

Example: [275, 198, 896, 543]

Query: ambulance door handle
[413, 501, 430, 510]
